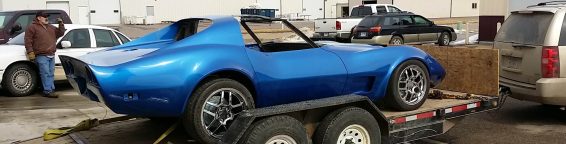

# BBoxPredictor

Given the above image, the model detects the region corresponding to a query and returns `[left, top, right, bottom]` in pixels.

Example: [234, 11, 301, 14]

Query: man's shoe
[43, 93, 59, 98]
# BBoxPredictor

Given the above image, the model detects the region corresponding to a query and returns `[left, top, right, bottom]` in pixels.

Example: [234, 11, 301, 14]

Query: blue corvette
[59, 16, 445, 143]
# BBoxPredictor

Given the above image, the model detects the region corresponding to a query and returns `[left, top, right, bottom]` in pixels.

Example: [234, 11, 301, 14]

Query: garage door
[89, 0, 121, 25]
[46, 1, 70, 15]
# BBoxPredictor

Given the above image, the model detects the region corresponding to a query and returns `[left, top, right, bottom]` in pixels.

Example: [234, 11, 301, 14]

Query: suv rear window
[351, 6, 372, 17]
[358, 16, 380, 27]
[495, 12, 554, 45]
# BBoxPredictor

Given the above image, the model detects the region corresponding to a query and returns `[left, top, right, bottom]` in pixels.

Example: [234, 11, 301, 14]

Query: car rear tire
[313, 107, 380, 144]
[438, 32, 450, 46]
[384, 60, 430, 111]
[389, 36, 404, 45]
[2, 63, 38, 97]
[242, 115, 309, 144]
[183, 78, 255, 144]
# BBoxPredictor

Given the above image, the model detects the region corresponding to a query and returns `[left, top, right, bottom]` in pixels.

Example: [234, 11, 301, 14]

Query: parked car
[496, 1, 566, 106]
[0, 9, 72, 44]
[0, 24, 130, 96]
[351, 13, 456, 46]
[59, 15, 445, 143]
[312, 4, 404, 42]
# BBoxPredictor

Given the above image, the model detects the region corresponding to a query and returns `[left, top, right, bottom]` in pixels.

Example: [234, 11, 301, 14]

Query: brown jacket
[24, 20, 65, 56]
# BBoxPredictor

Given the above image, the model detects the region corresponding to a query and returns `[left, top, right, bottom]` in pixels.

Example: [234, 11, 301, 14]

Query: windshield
[7, 32, 24, 45]
[0, 12, 13, 29]
[495, 12, 554, 45]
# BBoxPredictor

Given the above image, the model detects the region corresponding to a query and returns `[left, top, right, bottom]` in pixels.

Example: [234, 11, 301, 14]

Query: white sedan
[0, 24, 131, 96]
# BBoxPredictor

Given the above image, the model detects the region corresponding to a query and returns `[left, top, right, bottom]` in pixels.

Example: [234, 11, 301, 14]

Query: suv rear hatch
[495, 11, 556, 84]
[353, 16, 382, 39]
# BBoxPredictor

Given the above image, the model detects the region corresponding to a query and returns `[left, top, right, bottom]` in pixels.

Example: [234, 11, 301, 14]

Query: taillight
[542, 46, 560, 78]
[369, 25, 382, 33]
[336, 21, 342, 30]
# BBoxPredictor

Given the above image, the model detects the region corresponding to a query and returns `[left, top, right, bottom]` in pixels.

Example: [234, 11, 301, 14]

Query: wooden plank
[382, 97, 478, 118]
[414, 45, 499, 96]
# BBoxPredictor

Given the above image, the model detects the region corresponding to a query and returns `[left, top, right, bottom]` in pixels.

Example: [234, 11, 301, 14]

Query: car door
[245, 46, 348, 107]
[412, 15, 438, 42]
[55, 28, 94, 64]
[399, 15, 419, 43]
[92, 29, 122, 51]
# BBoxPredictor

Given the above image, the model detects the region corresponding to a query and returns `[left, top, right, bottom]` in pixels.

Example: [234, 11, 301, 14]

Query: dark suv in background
[0, 10, 72, 44]
[351, 13, 456, 46]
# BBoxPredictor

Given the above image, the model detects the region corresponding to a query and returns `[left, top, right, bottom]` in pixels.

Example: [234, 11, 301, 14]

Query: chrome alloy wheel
[11, 68, 32, 91]
[201, 88, 248, 138]
[397, 65, 426, 105]
[337, 124, 371, 144]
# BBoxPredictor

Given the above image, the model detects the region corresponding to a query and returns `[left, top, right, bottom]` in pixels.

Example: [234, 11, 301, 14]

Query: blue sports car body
[60, 16, 445, 117]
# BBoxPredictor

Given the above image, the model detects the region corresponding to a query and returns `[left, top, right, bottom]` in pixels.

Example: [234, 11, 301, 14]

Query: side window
[13, 14, 35, 34]
[413, 16, 430, 25]
[400, 16, 414, 25]
[388, 6, 401, 13]
[47, 13, 62, 24]
[559, 14, 566, 45]
[60, 29, 91, 48]
[383, 16, 401, 26]
[376, 6, 387, 14]
[115, 31, 130, 44]
[93, 29, 121, 47]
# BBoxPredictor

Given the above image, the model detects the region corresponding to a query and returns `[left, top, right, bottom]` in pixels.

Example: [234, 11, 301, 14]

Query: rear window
[351, 6, 372, 17]
[495, 12, 554, 45]
[358, 16, 380, 27]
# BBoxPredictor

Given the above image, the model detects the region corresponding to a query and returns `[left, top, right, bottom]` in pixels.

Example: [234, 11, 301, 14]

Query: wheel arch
[1, 61, 38, 84]
[180, 68, 257, 114]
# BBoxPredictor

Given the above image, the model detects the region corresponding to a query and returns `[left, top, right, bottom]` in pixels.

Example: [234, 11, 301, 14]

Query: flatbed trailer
[221, 89, 503, 144]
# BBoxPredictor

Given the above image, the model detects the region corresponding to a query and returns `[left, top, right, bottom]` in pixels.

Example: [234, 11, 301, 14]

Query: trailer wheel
[183, 78, 255, 144]
[385, 60, 429, 111]
[314, 107, 380, 144]
[242, 115, 308, 144]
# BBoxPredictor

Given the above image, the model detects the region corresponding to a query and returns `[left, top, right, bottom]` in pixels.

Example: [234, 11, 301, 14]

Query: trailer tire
[242, 115, 308, 144]
[183, 78, 255, 144]
[385, 60, 429, 111]
[314, 107, 380, 144]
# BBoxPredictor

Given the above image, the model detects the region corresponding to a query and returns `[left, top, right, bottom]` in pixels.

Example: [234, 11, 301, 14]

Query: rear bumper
[312, 32, 351, 40]
[500, 76, 566, 105]
[351, 35, 393, 45]
[0, 69, 3, 87]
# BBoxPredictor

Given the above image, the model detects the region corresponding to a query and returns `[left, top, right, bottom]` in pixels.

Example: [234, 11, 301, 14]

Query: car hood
[79, 48, 160, 66]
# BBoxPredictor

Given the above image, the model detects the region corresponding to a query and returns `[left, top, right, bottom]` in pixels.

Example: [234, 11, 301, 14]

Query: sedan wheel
[2, 64, 38, 97]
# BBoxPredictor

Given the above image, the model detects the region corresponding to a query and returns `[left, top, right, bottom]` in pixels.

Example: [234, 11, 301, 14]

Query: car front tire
[183, 78, 255, 144]
[385, 60, 430, 111]
[2, 64, 38, 97]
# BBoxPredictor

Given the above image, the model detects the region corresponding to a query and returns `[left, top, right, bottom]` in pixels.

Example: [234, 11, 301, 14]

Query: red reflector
[336, 21, 342, 30]
[369, 25, 382, 33]
[542, 46, 560, 78]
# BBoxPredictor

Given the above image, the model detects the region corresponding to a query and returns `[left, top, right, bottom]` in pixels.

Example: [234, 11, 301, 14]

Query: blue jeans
[36, 55, 55, 94]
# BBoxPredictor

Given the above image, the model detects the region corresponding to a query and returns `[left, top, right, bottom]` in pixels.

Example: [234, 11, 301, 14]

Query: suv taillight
[369, 25, 382, 33]
[336, 21, 342, 30]
[542, 46, 560, 78]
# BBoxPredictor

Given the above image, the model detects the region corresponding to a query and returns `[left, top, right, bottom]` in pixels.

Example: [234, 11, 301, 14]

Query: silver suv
[496, 2, 566, 105]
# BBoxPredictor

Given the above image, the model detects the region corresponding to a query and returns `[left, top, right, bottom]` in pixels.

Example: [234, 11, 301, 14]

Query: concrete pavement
[0, 83, 122, 144]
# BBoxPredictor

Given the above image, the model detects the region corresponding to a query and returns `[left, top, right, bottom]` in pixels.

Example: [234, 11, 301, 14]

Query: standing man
[24, 11, 65, 98]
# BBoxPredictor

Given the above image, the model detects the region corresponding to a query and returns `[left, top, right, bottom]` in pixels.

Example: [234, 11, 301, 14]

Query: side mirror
[61, 41, 71, 48]
[430, 21, 435, 26]
[10, 24, 22, 35]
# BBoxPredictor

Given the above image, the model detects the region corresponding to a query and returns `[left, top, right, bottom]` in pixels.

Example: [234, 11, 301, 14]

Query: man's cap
[35, 11, 50, 18]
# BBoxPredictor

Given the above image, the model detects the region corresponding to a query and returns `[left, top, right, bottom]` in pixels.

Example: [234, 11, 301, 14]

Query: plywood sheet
[414, 45, 499, 96]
